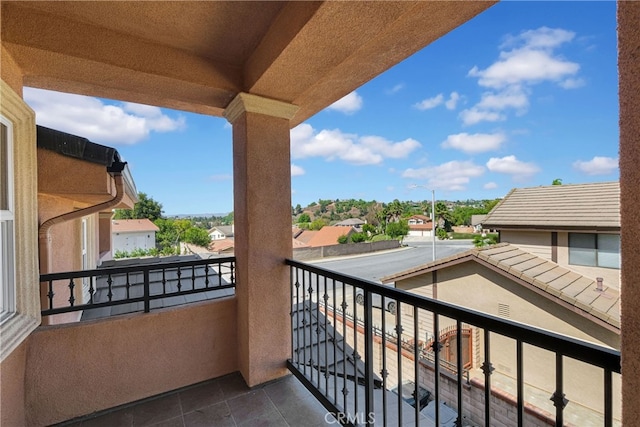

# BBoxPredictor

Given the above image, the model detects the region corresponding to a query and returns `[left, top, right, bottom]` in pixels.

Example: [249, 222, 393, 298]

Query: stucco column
[618, 2, 640, 424]
[224, 93, 298, 386]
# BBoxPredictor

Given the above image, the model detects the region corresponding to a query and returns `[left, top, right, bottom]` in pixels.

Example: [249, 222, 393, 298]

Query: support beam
[224, 93, 298, 386]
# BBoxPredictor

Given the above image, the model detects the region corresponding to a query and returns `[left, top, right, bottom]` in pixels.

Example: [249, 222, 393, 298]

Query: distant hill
[168, 213, 230, 219]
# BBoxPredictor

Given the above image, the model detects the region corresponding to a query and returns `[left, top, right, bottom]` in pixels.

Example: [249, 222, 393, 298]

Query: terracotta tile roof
[293, 238, 309, 249]
[295, 230, 318, 245]
[482, 181, 619, 230]
[112, 218, 159, 233]
[381, 243, 619, 330]
[208, 238, 234, 253]
[306, 226, 353, 248]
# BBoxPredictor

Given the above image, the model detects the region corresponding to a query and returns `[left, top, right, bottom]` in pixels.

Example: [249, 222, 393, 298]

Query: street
[300, 239, 474, 333]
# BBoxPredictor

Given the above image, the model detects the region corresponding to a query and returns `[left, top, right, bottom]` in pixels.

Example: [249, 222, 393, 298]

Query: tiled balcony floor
[58, 372, 333, 427]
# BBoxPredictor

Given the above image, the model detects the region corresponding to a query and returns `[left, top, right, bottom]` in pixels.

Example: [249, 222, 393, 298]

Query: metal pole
[432, 189, 436, 262]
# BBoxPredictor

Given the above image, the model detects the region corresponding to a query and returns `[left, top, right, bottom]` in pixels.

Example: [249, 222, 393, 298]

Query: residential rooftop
[482, 182, 620, 231]
[382, 243, 620, 330]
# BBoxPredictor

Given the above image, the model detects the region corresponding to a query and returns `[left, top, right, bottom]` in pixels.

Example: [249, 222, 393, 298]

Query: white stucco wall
[112, 231, 156, 253]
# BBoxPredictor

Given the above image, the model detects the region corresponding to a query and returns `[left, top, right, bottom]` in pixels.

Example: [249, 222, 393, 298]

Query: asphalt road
[310, 239, 474, 283]
[302, 239, 474, 331]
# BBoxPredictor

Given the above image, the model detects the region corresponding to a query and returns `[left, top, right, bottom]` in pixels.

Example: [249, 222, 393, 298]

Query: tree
[183, 227, 211, 247]
[297, 213, 311, 224]
[386, 220, 409, 241]
[114, 192, 163, 222]
[385, 199, 404, 223]
[309, 218, 326, 230]
[552, 178, 563, 185]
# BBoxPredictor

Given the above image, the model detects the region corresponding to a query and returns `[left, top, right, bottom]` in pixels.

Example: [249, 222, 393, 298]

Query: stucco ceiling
[1, 1, 496, 126]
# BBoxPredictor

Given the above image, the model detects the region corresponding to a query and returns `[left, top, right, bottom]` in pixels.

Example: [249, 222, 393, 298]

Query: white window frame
[0, 116, 16, 323]
[1, 80, 40, 362]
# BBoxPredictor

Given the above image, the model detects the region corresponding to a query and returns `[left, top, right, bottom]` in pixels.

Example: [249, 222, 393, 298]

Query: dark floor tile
[274, 394, 331, 427]
[183, 402, 234, 427]
[81, 408, 133, 427]
[131, 394, 182, 426]
[235, 409, 287, 427]
[217, 373, 251, 400]
[178, 380, 225, 413]
[149, 416, 184, 427]
[263, 375, 314, 407]
[227, 390, 277, 425]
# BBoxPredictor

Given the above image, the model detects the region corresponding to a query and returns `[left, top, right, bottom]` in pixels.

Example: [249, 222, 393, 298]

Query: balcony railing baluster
[456, 319, 463, 427]
[286, 259, 621, 427]
[40, 257, 236, 317]
[517, 339, 524, 426]
[482, 329, 494, 427]
[396, 303, 403, 427]
[433, 312, 441, 427]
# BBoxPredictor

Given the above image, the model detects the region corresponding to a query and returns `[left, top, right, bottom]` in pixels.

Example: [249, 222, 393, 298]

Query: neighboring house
[36, 126, 138, 322]
[407, 214, 433, 237]
[208, 225, 234, 241]
[335, 218, 365, 226]
[305, 226, 355, 247]
[334, 218, 365, 231]
[482, 182, 620, 290]
[470, 214, 487, 233]
[208, 238, 235, 254]
[381, 243, 620, 422]
[112, 219, 159, 254]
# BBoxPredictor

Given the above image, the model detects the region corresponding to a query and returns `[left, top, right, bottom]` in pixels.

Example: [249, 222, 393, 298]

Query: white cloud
[291, 124, 421, 166]
[500, 27, 575, 50]
[573, 156, 618, 175]
[415, 94, 444, 110]
[486, 155, 540, 178]
[24, 88, 185, 144]
[291, 164, 305, 176]
[441, 132, 507, 154]
[459, 108, 505, 126]
[559, 78, 586, 89]
[464, 27, 582, 126]
[476, 87, 529, 113]
[402, 160, 485, 191]
[386, 84, 405, 95]
[327, 91, 363, 114]
[483, 182, 498, 190]
[445, 92, 461, 110]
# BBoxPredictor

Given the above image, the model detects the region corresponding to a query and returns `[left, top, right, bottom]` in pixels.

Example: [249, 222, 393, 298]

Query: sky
[24, 1, 619, 216]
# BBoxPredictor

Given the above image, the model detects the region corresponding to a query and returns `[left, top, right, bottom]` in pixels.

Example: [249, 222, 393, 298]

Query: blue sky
[24, 1, 619, 216]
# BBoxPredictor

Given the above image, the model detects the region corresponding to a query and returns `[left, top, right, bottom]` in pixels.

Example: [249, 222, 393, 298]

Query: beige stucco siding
[395, 261, 620, 420]
[500, 230, 552, 260]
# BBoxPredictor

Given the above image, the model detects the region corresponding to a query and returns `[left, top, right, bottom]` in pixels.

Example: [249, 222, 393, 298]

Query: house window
[569, 233, 620, 269]
[0, 117, 15, 323]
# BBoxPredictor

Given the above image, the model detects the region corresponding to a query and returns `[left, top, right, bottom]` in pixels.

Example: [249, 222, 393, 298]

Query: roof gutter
[38, 161, 127, 279]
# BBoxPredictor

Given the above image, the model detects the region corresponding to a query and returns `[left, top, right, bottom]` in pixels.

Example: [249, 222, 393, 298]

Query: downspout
[38, 162, 127, 315]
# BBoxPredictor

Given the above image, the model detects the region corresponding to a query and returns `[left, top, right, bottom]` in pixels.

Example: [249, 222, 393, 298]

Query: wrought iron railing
[40, 256, 235, 317]
[286, 259, 621, 427]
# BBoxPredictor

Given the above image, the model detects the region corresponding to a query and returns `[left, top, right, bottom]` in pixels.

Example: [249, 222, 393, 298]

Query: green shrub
[437, 228, 449, 240]
[114, 250, 128, 259]
[350, 232, 366, 243]
[337, 235, 348, 244]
